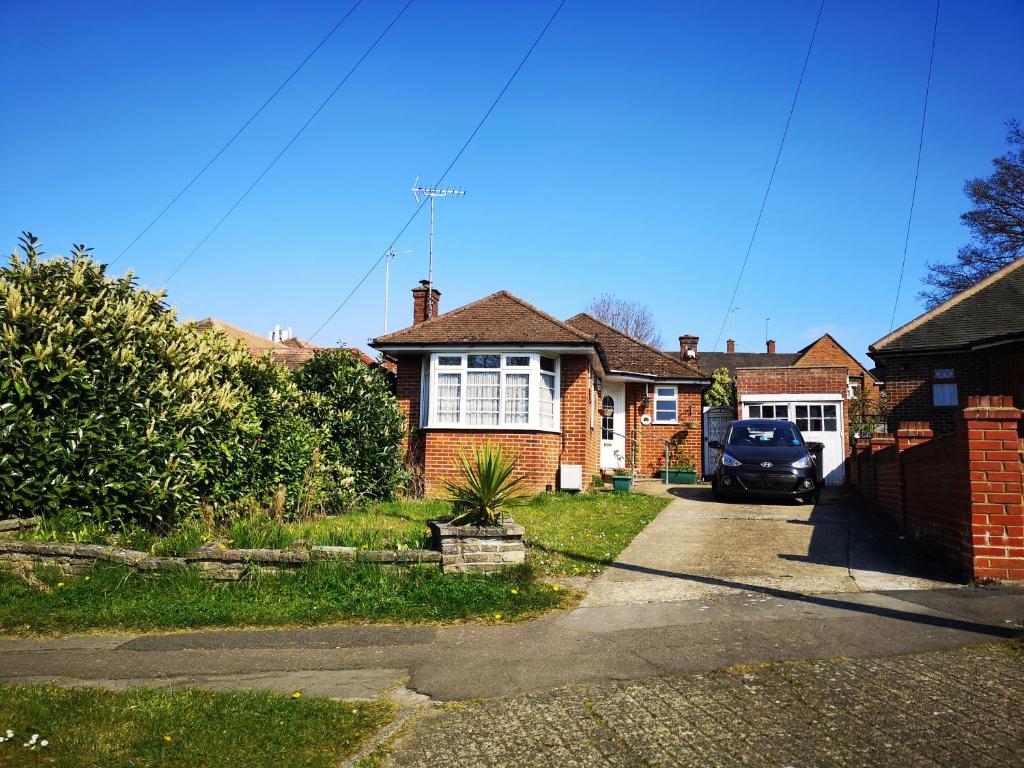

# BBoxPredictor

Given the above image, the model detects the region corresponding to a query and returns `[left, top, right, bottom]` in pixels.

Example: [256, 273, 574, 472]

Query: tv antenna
[383, 248, 412, 334]
[412, 176, 466, 315]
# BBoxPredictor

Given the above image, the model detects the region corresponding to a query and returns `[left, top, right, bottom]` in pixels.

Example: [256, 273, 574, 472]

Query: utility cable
[711, 0, 825, 352]
[888, 0, 940, 331]
[308, 0, 569, 342]
[161, 0, 417, 286]
[111, 0, 365, 267]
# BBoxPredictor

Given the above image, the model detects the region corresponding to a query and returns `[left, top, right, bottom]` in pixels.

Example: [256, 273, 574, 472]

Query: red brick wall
[559, 355, 601, 486]
[875, 347, 1022, 435]
[795, 335, 882, 401]
[849, 397, 1023, 581]
[624, 383, 703, 477]
[394, 354, 423, 458]
[422, 430, 561, 497]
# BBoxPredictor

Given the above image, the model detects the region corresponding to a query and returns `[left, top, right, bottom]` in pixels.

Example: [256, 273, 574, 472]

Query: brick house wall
[736, 366, 849, 455]
[794, 335, 882, 400]
[422, 430, 561, 496]
[394, 354, 423, 459]
[624, 384, 703, 477]
[877, 347, 1023, 435]
[849, 397, 1023, 581]
[559, 355, 601, 487]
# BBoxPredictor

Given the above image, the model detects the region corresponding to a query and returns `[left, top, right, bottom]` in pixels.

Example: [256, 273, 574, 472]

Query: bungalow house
[868, 256, 1024, 435]
[371, 282, 709, 496]
[668, 334, 881, 484]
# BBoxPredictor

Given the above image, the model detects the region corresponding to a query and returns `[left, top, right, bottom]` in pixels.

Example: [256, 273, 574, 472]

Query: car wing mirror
[708, 440, 722, 450]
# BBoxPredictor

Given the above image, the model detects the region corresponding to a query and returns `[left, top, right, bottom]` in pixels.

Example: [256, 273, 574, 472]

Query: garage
[741, 393, 846, 484]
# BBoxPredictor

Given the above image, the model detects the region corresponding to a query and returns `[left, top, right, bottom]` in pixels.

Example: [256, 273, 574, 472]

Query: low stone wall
[430, 518, 526, 574]
[0, 540, 441, 582]
[0, 517, 42, 535]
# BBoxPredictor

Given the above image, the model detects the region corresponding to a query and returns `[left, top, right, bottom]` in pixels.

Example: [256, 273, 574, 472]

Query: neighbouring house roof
[692, 352, 801, 378]
[565, 313, 706, 380]
[195, 318, 375, 370]
[870, 256, 1024, 356]
[371, 290, 596, 348]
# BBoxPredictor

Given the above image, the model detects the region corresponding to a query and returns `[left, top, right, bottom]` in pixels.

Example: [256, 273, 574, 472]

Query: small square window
[505, 356, 530, 367]
[437, 355, 462, 366]
[748, 405, 762, 418]
[653, 385, 677, 423]
[934, 368, 955, 380]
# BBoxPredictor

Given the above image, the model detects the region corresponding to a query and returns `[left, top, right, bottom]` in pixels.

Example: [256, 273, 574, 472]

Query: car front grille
[737, 472, 798, 491]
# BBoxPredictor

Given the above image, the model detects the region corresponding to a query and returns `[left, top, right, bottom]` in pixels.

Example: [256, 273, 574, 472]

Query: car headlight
[722, 453, 742, 467]
[791, 455, 813, 469]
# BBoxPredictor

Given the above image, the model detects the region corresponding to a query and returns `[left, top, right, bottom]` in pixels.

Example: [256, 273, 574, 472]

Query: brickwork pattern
[559, 355, 601, 486]
[849, 396, 1023, 581]
[624, 383, 703, 477]
[422, 430, 561, 497]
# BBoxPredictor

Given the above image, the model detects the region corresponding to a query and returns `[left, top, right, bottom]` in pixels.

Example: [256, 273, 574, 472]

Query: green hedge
[0, 234, 404, 530]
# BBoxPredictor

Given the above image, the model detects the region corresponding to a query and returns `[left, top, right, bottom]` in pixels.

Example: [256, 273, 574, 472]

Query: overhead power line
[711, 0, 825, 352]
[161, 0, 417, 286]
[888, 0, 941, 332]
[308, 0, 569, 342]
[111, 0, 365, 267]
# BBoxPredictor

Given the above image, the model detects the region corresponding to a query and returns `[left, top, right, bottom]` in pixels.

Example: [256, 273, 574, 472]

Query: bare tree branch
[586, 293, 663, 347]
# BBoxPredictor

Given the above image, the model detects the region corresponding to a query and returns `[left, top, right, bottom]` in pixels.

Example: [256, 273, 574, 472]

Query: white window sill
[653, 420, 679, 426]
[425, 424, 561, 434]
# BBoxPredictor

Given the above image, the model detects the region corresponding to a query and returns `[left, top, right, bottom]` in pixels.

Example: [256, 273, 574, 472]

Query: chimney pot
[766, 339, 776, 354]
[727, 339, 736, 354]
[678, 334, 699, 359]
[411, 280, 441, 325]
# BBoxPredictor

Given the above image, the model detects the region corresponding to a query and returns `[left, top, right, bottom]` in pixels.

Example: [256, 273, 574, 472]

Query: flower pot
[661, 469, 698, 484]
[611, 475, 633, 493]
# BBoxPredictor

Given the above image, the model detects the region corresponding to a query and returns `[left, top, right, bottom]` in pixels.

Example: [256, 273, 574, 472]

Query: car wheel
[712, 481, 725, 502]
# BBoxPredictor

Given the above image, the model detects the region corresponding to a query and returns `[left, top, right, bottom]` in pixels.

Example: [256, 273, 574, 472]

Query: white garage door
[743, 398, 845, 485]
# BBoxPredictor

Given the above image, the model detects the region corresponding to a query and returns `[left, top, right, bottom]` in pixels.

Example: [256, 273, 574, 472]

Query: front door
[600, 383, 626, 469]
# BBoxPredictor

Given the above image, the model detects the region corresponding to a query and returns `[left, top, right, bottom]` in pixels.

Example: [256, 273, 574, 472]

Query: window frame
[932, 368, 958, 408]
[426, 352, 561, 431]
[652, 384, 678, 424]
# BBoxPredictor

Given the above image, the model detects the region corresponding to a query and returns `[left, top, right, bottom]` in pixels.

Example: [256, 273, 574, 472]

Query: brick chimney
[766, 339, 776, 354]
[678, 334, 699, 360]
[727, 339, 736, 353]
[411, 280, 441, 325]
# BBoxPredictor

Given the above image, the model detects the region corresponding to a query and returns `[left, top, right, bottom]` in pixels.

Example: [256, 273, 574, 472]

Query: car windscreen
[728, 423, 804, 447]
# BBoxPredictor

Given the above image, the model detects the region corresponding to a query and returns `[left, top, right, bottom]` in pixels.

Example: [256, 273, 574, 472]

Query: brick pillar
[960, 396, 1023, 581]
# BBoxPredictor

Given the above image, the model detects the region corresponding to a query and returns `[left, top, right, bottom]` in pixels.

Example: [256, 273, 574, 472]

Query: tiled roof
[372, 291, 596, 347]
[565, 314, 706, 380]
[871, 257, 1024, 355]
[691, 352, 801, 378]
[195, 318, 374, 369]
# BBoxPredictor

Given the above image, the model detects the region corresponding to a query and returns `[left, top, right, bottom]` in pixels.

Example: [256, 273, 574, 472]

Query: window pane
[437, 373, 461, 423]
[655, 386, 675, 398]
[796, 405, 808, 418]
[505, 356, 530, 367]
[824, 418, 838, 431]
[540, 372, 556, 428]
[748, 405, 761, 418]
[775, 405, 789, 419]
[467, 354, 500, 369]
[933, 382, 958, 407]
[540, 356, 556, 372]
[504, 373, 530, 424]
[809, 405, 822, 418]
[809, 418, 823, 431]
[934, 368, 955, 380]
[655, 401, 677, 422]
[437, 355, 461, 366]
[796, 418, 809, 431]
[823, 404, 836, 418]
[601, 395, 614, 439]
[466, 372, 500, 425]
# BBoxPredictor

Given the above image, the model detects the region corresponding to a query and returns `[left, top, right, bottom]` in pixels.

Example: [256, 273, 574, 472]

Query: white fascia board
[742, 392, 844, 402]
[604, 372, 711, 385]
[372, 344, 596, 354]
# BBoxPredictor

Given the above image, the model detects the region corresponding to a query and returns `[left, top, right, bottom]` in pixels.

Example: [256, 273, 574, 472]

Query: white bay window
[426, 352, 560, 430]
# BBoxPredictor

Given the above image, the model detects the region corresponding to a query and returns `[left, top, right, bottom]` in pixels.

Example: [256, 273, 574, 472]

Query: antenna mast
[412, 176, 466, 315]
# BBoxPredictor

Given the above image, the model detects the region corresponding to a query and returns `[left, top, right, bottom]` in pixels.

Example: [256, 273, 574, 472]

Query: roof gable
[372, 291, 595, 347]
[793, 333, 877, 381]
[565, 313, 705, 380]
[871, 257, 1024, 355]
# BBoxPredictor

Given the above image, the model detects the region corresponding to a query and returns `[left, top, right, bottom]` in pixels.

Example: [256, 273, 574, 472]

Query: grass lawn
[0, 561, 567, 635]
[0, 684, 391, 768]
[514, 492, 670, 576]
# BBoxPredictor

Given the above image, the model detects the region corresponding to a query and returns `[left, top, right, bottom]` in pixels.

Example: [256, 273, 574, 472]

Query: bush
[294, 349, 406, 501]
[0, 235, 257, 529]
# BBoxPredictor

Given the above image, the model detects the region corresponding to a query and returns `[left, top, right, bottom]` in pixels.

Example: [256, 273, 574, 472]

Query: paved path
[380, 644, 1024, 767]
[584, 484, 954, 606]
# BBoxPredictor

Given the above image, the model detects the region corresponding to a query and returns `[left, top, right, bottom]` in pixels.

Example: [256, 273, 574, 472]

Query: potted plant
[661, 444, 698, 484]
[611, 450, 633, 492]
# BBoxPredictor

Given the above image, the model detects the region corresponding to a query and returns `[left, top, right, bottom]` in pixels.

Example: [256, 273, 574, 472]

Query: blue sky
[2, 0, 1022, 364]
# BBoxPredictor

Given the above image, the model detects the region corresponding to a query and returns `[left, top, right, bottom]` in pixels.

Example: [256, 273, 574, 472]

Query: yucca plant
[443, 445, 531, 526]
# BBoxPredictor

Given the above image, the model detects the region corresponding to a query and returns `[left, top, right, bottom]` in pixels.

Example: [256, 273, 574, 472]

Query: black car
[709, 419, 823, 503]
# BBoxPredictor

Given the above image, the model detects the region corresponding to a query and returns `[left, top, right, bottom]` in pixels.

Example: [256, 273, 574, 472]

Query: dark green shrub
[294, 349, 406, 501]
[0, 235, 257, 529]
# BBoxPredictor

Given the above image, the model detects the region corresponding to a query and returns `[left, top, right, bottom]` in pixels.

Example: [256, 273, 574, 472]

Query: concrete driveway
[582, 482, 957, 607]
